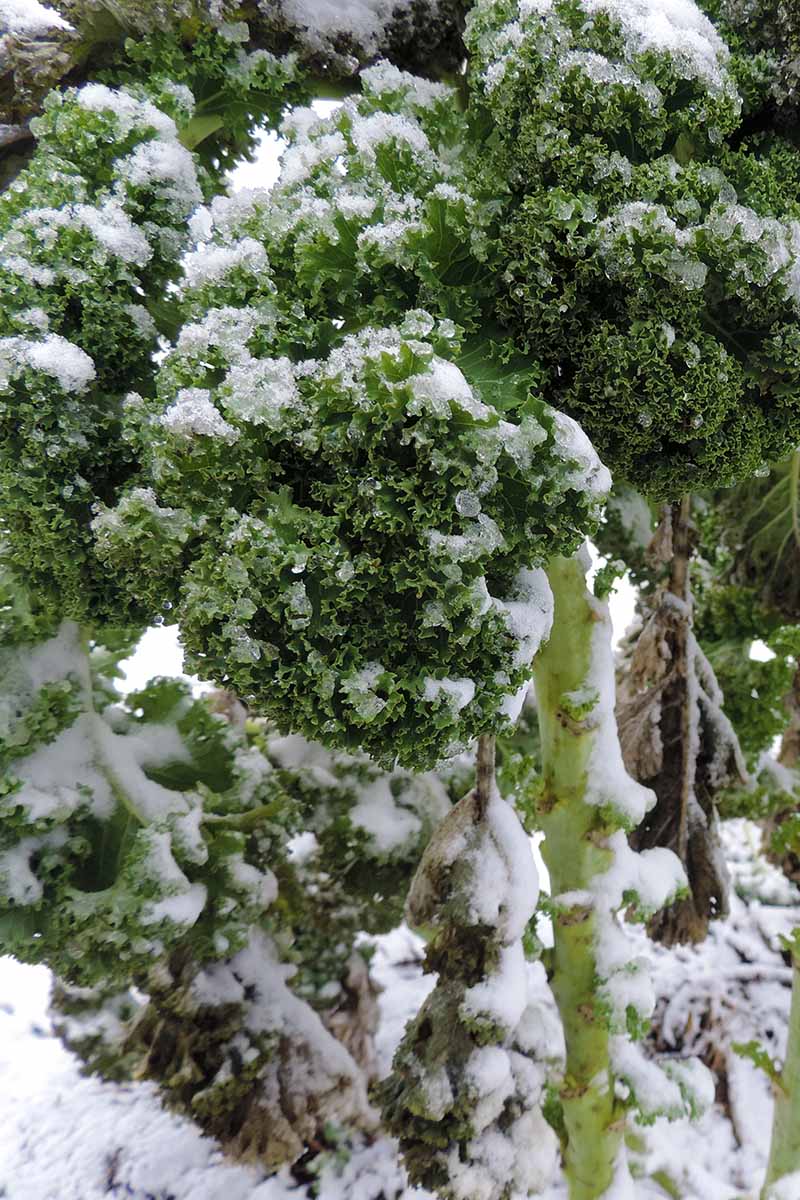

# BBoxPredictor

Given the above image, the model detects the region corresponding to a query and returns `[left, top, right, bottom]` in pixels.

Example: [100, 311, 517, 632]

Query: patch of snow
[552, 410, 612, 498]
[161, 388, 240, 442]
[280, 0, 439, 57]
[76, 84, 176, 140]
[183, 238, 269, 289]
[583, 0, 731, 92]
[408, 358, 489, 420]
[221, 356, 300, 427]
[349, 776, 422, 855]
[765, 1172, 800, 1200]
[143, 882, 208, 928]
[494, 566, 554, 670]
[423, 676, 476, 713]
[0, 0, 70, 33]
[0, 334, 95, 393]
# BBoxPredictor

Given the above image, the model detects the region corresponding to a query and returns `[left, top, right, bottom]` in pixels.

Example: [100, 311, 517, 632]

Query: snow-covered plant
[0, 79, 203, 625]
[0, 590, 457, 1161]
[380, 776, 561, 1200]
[94, 70, 608, 768]
[0, 0, 467, 135]
[0, 605, 376, 1166]
[88, 21, 303, 179]
[466, 0, 800, 500]
[463, 0, 800, 948]
[705, 0, 800, 126]
[6, 3, 800, 1197]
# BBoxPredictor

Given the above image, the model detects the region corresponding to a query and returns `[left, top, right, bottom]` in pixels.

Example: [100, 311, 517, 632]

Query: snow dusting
[280, 0, 441, 57]
[0, 0, 70, 34]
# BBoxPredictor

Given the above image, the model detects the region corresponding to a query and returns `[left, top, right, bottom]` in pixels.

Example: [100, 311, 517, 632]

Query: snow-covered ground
[0, 820, 796, 1200]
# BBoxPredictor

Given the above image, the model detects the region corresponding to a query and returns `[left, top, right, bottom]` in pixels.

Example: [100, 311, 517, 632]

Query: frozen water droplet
[455, 490, 481, 517]
[691, 414, 704, 429]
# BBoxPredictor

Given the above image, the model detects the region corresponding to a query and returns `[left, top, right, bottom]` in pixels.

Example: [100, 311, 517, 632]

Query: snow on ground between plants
[0, 818, 795, 1200]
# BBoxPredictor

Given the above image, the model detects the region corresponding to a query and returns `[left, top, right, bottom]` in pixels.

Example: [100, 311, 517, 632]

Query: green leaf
[456, 330, 543, 414]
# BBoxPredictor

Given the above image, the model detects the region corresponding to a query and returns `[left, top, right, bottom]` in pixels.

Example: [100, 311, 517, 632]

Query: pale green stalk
[763, 943, 800, 1199]
[533, 554, 625, 1200]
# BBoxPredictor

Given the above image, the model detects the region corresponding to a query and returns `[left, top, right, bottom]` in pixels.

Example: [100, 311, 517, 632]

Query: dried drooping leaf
[618, 502, 747, 944]
[320, 950, 382, 1084]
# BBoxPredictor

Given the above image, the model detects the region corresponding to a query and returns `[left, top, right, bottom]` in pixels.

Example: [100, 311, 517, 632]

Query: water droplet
[162, 599, 173, 611]
[691, 414, 704, 429]
[637, 411, 653, 429]
[153, 614, 165, 626]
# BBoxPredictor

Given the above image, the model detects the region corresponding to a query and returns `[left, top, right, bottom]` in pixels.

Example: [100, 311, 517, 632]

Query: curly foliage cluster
[380, 788, 559, 1200]
[181, 65, 507, 342]
[0, 82, 203, 626]
[96, 69, 609, 768]
[466, 0, 800, 498]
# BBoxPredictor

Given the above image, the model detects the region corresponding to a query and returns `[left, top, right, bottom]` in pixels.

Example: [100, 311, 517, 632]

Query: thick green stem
[533, 555, 623, 1200]
[763, 948, 800, 1197]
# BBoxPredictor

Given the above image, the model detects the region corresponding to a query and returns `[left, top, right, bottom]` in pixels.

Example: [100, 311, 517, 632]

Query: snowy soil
[0, 819, 795, 1200]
